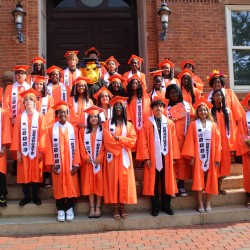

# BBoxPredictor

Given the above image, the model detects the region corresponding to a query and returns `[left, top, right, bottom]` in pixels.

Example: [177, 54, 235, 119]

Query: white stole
[47, 83, 67, 101]
[106, 120, 130, 168]
[127, 70, 141, 78]
[183, 101, 191, 136]
[196, 119, 212, 172]
[21, 110, 39, 159]
[148, 115, 168, 172]
[246, 111, 250, 135]
[100, 108, 112, 122]
[40, 96, 48, 115]
[52, 121, 75, 173]
[136, 98, 143, 130]
[84, 127, 103, 174]
[63, 68, 81, 87]
[162, 78, 177, 92]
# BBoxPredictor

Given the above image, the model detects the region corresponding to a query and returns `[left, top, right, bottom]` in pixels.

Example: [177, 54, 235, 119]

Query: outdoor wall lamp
[158, 0, 172, 41]
[12, 1, 26, 44]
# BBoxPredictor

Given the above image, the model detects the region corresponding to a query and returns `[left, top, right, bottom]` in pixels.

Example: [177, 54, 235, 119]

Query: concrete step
[230, 163, 243, 176]
[1, 189, 247, 217]
[0, 205, 249, 236]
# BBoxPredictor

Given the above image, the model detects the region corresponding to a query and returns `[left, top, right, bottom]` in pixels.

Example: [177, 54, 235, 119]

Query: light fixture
[158, 0, 172, 41]
[12, 0, 26, 44]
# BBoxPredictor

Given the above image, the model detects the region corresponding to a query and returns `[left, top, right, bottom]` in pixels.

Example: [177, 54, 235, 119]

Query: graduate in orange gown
[136, 99, 180, 216]
[181, 60, 204, 92]
[68, 76, 93, 129]
[10, 88, 47, 206]
[28, 56, 47, 86]
[93, 86, 113, 122]
[236, 93, 250, 208]
[149, 70, 166, 102]
[158, 59, 180, 92]
[62, 51, 82, 91]
[182, 97, 221, 213]
[205, 70, 245, 151]
[126, 75, 150, 152]
[123, 54, 147, 93]
[46, 65, 70, 104]
[103, 96, 137, 220]
[0, 105, 12, 207]
[210, 89, 234, 195]
[107, 74, 127, 97]
[79, 106, 105, 218]
[45, 101, 81, 222]
[178, 69, 201, 105]
[102, 56, 120, 86]
[165, 84, 195, 197]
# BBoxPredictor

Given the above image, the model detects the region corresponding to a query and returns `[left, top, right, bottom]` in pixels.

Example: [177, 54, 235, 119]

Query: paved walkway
[0, 221, 250, 250]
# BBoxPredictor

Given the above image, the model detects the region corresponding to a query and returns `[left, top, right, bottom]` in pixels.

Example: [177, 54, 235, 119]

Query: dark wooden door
[47, 0, 138, 74]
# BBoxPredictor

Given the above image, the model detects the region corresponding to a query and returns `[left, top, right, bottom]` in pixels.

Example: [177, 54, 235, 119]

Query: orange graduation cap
[93, 86, 113, 100]
[46, 65, 63, 74]
[104, 56, 120, 67]
[64, 51, 79, 58]
[30, 56, 46, 64]
[181, 60, 195, 70]
[83, 105, 104, 115]
[150, 70, 163, 77]
[51, 100, 70, 111]
[153, 95, 169, 107]
[108, 74, 125, 83]
[14, 65, 29, 72]
[177, 68, 194, 80]
[241, 93, 250, 107]
[192, 96, 213, 110]
[127, 54, 144, 66]
[109, 96, 128, 106]
[73, 76, 91, 85]
[85, 47, 100, 57]
[19, 88, 40, 99]
[33, 75, 48, 83]
[158, 59, 175, 69]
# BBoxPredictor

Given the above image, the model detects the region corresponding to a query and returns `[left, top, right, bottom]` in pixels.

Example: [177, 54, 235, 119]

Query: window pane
[53, 0, 77, 8]
[232, 11, 250, 46]
[108, 0, 131, 7]
[81, 0, 104, 7]
[233, 50, 250, 86]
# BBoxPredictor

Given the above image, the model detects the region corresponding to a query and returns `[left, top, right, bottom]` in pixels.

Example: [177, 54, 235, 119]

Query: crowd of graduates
[0, 47, 249, 222]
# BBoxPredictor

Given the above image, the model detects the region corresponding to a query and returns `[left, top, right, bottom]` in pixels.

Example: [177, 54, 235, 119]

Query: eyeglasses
[16, 72, 26, 75]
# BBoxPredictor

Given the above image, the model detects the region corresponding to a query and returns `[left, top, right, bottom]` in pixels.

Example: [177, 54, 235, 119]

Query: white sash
[40, 96, 48, 115]
[226, 108, 231, 139]
[246, 111, 250, 135]
[106, 120, 130, 168]
[63, 68, 81, 87]
[47, 82, 67, 101]
[196, 119, 212, 172]
[84, 127, 103, 174]
[136, 98, 143, 130]
[183, 101, 191, 136]
[100, 108, 112, 122]
[52, 121, 75, 173]
[11, 81, 30, 124]
[0, 110, 2, 151]
[21, 110, 39, 159]
[148, 115, 168, 172]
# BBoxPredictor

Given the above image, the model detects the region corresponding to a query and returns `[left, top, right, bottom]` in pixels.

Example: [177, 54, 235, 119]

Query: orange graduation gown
[79, 128, 105, 196]
[122, 71, 148, 93]
[48, 83, 70, 104]
[236, 113, 250, 192]
[0, 108, 12, 174]
[46, 123, 81, 199]
[10, 112, 47, 184]
[182, 87, 201, 105]
[136, 116, 180, 196]
[103, 120, 137, 204]
[182, 120, 221, 195]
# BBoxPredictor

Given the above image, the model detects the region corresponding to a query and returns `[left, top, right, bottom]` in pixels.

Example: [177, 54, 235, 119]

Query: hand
[93, 159, 100, 165]
[0, 145, 6, 156]
[17, 151, 23, 164]
[215, 161, 220, 167]
[170, 117, 177, 122]
[144, 159, 151, 168]
[112, 134, 119, 141]
[85, 157, 92, 163]
[71, 165, 78, 175]
[52, 165, 60, 175]
[190, 158, 195, 166]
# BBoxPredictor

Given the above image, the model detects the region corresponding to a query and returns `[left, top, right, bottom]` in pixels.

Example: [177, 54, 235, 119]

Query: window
[226, 5, 250, 91]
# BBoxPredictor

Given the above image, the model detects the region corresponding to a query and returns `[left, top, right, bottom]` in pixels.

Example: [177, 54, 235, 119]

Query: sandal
[246, 202, 250, 209]
[206, 202, 212, 213]
[113, 205, 120, 220]
[88, 206, 95, 218]
[120, 204, 128, 219]
[197, 202, 205, 213]
[94, 206, 102, 218]
[219, 189, 227, 195]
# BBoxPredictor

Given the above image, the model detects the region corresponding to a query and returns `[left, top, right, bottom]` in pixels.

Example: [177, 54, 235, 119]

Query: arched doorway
[47, 0, 139, 74]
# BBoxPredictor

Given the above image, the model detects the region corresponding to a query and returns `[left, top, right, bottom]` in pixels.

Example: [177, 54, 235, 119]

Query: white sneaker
[66, 207, 74, 222]
[57, 210, 65, 222]
[179, 188, 188, 197]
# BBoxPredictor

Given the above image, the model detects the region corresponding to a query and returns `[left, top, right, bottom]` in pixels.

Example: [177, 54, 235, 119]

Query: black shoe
[33, 198, 41, 205]
[19, 198, 31, 206]
[0, 196, 7, 207]
[163, 207, 174, 215]
[151, 207, 159, 216]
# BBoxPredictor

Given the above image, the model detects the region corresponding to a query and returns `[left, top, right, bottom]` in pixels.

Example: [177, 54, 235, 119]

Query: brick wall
[148, 0, 229, 92]
[0, 0, 38, 87]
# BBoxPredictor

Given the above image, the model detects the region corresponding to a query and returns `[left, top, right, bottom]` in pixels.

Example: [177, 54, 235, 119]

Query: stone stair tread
[0, 205, 249, 236]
